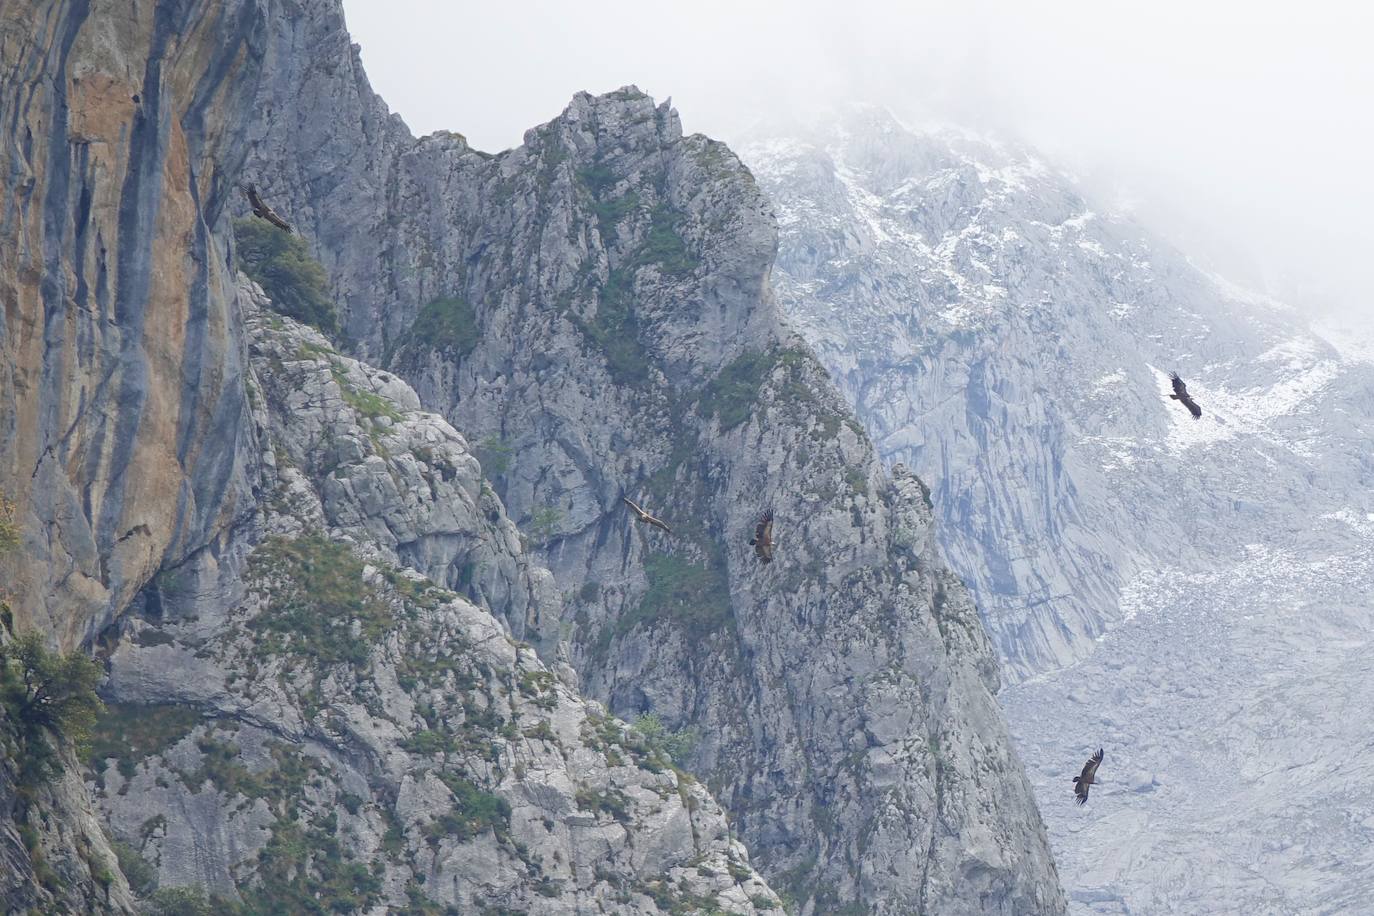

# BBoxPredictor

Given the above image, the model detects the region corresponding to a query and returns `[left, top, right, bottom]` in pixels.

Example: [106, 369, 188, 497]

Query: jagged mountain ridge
[740, 107, 1374, 912]
[1, 2, 1066, 914]
[238, 3, 1064, 911]
[741, 107, 1374, 681]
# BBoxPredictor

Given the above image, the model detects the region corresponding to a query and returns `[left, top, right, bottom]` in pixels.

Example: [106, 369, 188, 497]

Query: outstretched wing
[1169, 373, 1203, 419]
[1074, 748, 1104, 805]
[751, 510, 774, 563]
[621, 495, 647, 520]
[646, 514, 672, 534]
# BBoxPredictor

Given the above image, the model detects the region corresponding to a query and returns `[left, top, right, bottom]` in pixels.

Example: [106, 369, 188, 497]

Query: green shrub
[233, 218, 336, 334]
[428, 773, 511, 842]
[576, 268, 651, 386]
[403, 296, 481, 359]
[639, 206, 697, 277]
[474, 437, 513, 478]
[631, 713, 698, 765]
[621, 553, 731, 638]
[525, 506, 565, 546]
[574, 786, 632, 823]
[698, 346, 816, 432]
[86, 702, 201, 785]
[0, 632, 104, 783]
[237, 817, 383, 915]
[146, 886, 216, 916]
[0, 491, 18, 555]
[246, 536, 395, 669]
[111, 838, 156, 897]
[329, 364, 402, 422]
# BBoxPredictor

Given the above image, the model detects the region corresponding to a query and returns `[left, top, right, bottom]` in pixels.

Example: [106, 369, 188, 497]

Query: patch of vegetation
[425, 773, 511, 843]
[401, 730, 457, 756]
[0, 491, 18, 555]
[246, 536, 395, 670]
[522, 720, 557, 743]
[844, 468, 870, 497]
[329, 364, 402, 423]
[233, 218, 336, 334]
[86, 702, 201, 785]
[474, 436, 513, 479]
[697, 348, 799, 431]
[397, 885, 461, 916]
[575, 786, 632, 823]
[518, 670, 556, 703]
[639, 205, 697, 277]
[1, 632, 104, 786]
[525, 505, 565, 546]
[111, 838, 156, 897]
[631, 713, 698, 767]
[575, 267, 652, 386]
[400, 296, 481, 359]
[618, 552, 732, 639]
[237, 816, 383, 915]
[145, 886, 218, 916]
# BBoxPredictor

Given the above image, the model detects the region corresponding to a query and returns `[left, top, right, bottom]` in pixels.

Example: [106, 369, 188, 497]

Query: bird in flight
[749, 509, 774, 564]
[1169, 372, 1202, 419]
[622, 496, 671, 534]
[1073, 748, 1104, 805]
[244, 184, 294, 233]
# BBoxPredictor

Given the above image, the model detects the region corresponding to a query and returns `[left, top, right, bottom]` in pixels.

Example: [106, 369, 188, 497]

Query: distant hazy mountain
[742, 107, 1374, 681]
[742, 107, 1374, 912]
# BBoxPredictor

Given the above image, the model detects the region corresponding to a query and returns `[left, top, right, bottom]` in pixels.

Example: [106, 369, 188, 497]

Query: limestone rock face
[241, 10, 1065, 911]
[1, 1, 265, 907]
[90, 289, 780, 914]
[0, 0, 263, 645]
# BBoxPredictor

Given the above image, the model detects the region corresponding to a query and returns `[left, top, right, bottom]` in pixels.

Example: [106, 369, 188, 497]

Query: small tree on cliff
[233, 218, 338, 334]
[0, 632, 104, 785]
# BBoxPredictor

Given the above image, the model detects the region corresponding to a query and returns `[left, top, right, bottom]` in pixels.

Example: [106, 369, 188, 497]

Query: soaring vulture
[1169, 372, 1202, 419]
[1073, 748, 1104, 805]
[622, 496, 672, 534]
[749, 509, 774, 564]
[244, 184, 293, 233]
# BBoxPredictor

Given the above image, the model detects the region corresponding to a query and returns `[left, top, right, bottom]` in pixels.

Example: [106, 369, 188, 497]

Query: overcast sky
[341, 0, 1374, 320]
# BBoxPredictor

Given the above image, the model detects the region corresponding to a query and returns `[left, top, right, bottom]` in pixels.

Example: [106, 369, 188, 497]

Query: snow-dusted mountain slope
[740, 107, 1374, 912]
[740, 108, 1374, 681]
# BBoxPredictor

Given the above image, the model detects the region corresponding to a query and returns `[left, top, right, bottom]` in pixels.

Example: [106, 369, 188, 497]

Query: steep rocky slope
[740, 108, 1374, 912]
[741, 108, 1374, 680]
[238, 6, 1065, 911]
[88, 284, 780, 913]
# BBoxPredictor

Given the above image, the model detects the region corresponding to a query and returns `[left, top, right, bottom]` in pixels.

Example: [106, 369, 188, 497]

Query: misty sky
[341, 0, 1374, 319]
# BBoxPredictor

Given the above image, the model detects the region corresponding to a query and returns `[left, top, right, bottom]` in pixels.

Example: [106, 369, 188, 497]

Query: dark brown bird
[1073, 748, 1104, 805]
[244, 184, 293, 233]
[622, 496, 671, 534]
[1169, 372, 1202, 419]
[748, 509, 774, 564]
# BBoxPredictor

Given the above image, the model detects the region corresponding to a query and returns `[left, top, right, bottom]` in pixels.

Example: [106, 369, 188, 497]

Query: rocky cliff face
[0, 0, 263, 646]
[1, 1, 1066, 913]
[740, 107, 1374, 681]
[1, 1, 266, 907]
[88, 283, 780, 914]
[238, 8, 1065, 911]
